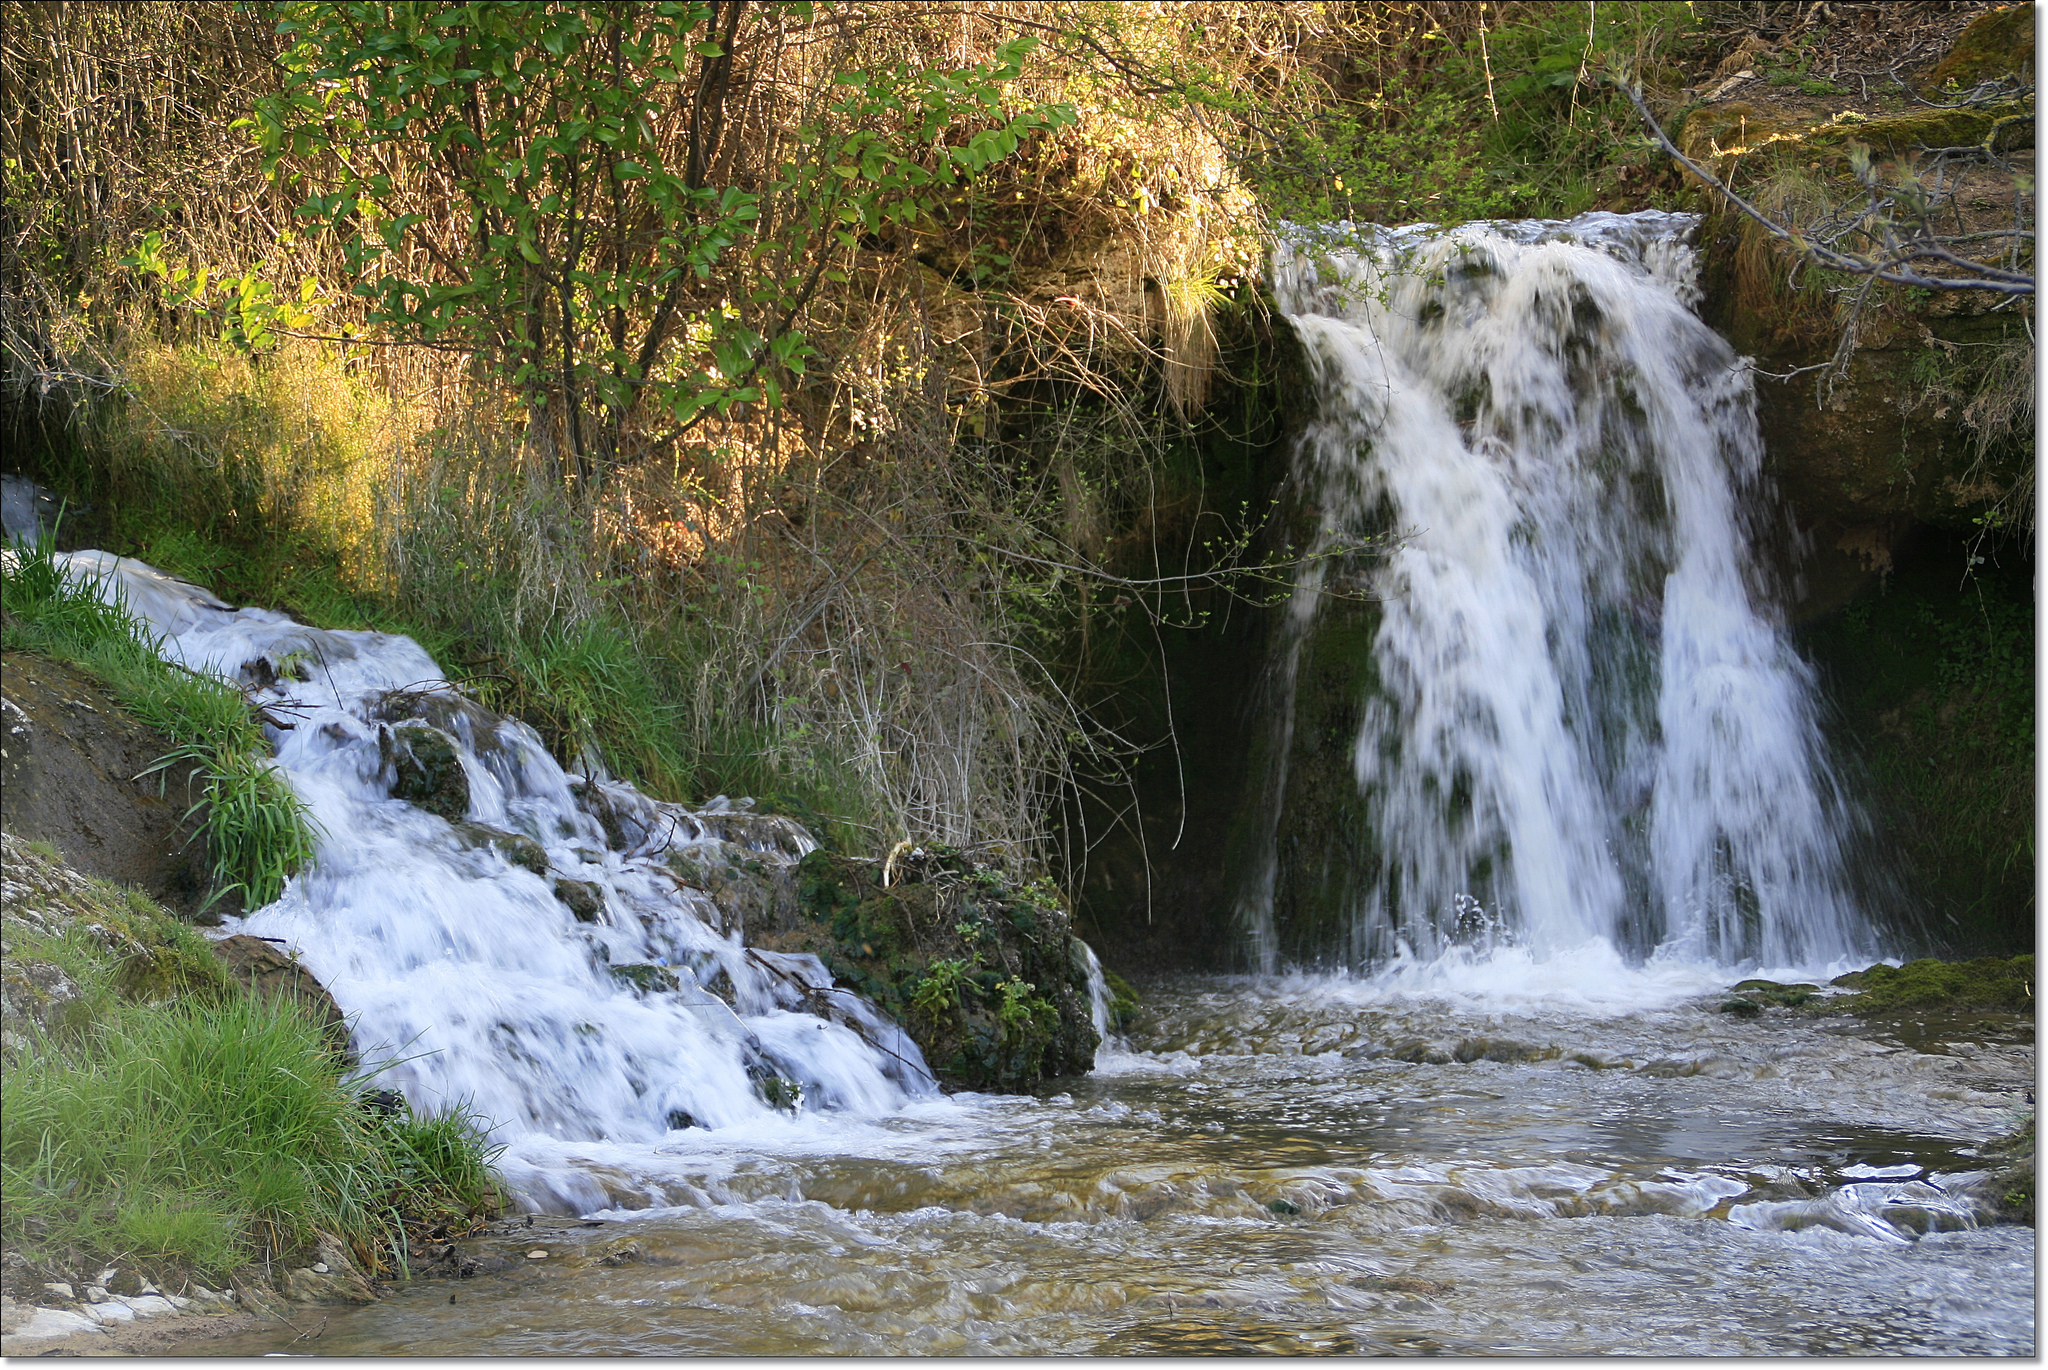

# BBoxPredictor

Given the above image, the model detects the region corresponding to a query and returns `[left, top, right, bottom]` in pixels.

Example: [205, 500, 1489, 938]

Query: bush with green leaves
[249, 0, 1073, 487]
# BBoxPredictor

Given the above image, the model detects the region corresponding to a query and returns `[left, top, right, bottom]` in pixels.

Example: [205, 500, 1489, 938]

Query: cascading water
[1243, 211, 1877, 975]
[49, 550, 1017, 1213]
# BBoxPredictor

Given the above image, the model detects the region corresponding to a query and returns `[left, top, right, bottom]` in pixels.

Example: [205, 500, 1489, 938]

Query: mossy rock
[1825, 955, 2034, 1014]
[1719, 979, 1821, 1011]
[381, 721, 468, 821]
[1984, 1115, 2034, 1225]
[1921, 6, 2035, 92]
[610, 963, 680, 994]
[552, 878, 604, 923]
[664, 839, 800, 938]
[1, 832, 234, 1052]
[450, 819, 548, 876]
[767, 847, 1100, 1091]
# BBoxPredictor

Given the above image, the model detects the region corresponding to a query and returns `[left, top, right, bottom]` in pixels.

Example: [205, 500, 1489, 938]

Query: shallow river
[188, 960, 2032, 1357]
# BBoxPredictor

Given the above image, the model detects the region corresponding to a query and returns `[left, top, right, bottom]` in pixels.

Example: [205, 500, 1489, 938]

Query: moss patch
[1825, 955, 2034, 1014]
[763, 847, 1099, 1091]
[1921, 6, 2035, 91]
[1984, 1115, 2034, 1225]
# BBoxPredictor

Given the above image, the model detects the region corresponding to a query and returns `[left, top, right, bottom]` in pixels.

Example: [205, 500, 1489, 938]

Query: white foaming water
[1248, 211, 1875, 977]
[54, 551, 948, 1212]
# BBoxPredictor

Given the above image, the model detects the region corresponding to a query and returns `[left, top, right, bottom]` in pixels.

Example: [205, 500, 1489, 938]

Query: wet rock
[210, 934, 353, 1063]
[662, 841, 799, 937]
[360, 1088, 406, 1118]
[552, 878, 604, 924]
[373, 689, 509, 759]
[609, 963, 679, 995]
[1353, 1275, 1456, 1297]
[381, 721, 468, 821]
[595, 1240, 643, 1267]
[686, 810, 816, 864]
[1730, 980, 1819, 1008]
[1387, 1039, 1455, 1065]
[571, 779, 636, 851]
[1451, 1037, 1560, 1064]
[1716, 999, 1763, 1018]
[1984, 1116, 2035, 1225]
[450, 820, 548, 877]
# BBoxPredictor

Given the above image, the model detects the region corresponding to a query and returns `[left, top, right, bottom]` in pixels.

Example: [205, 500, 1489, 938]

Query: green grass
[2, 535, 318, 909]
[0, 841, 504, 1282]
[2, 992, 504, 1280]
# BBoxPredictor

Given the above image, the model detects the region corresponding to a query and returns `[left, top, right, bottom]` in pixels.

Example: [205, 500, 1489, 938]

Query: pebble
[41, 1283, 73, 1301]
[311, 1263, 330, 1274]
[527, 1249, 549, 1260]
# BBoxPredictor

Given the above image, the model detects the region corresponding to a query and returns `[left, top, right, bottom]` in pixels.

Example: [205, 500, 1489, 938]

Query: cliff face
[1675, 5, 2033, 599]
[1671, 7, 2035, 954]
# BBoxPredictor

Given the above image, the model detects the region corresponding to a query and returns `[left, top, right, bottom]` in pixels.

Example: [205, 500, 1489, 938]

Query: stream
[186, 962, 2032, 1356]
[50, 206, 2031, 1355]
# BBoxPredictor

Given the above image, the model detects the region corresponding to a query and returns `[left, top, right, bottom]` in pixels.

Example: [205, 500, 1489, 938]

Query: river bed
[185, 962, 2033, 1357]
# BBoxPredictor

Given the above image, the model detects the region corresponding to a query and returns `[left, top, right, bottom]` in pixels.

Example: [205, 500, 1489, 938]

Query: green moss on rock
[768, 847, 1100, 1091]
[1921, 6, 2035, 92]
[382, 722, 468, 821]
[1825, 955, 2034, 1014]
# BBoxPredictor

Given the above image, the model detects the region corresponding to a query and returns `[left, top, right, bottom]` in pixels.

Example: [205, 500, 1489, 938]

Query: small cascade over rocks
[45, 551, 1112, 1212]
[1245, 211, 1878, 975]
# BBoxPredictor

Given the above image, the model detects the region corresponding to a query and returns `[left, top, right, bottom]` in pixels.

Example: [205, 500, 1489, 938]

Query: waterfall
[53, 551, 947, 1212]
[1241, 211, 1875, 974]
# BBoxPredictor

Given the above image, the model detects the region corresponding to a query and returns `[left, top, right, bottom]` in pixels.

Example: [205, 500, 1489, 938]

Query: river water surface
[187, 960, 2033, 1357]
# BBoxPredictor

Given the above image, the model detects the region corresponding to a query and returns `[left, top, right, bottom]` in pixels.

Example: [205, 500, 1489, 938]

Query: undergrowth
[0, 536, 317, 909]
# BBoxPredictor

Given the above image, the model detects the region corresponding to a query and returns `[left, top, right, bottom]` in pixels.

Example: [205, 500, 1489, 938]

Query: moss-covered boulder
[1714, 979, 1821, 1015]
[551, 877, 604, 924]
[1921, 5, 2034, 92]
[756, 847, 1099, 1091]
[380, 722, 468, 821]
[1825, 955, 2034, 1014]
[664, 840, 800, 938]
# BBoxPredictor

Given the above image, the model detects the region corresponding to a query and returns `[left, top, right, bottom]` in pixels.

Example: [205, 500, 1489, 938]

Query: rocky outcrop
[752, 846, 1099, 1090]
[1677, 6, 2034, 588]
[0, 653, 215, 916]
[0, 831, 229, 1056]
